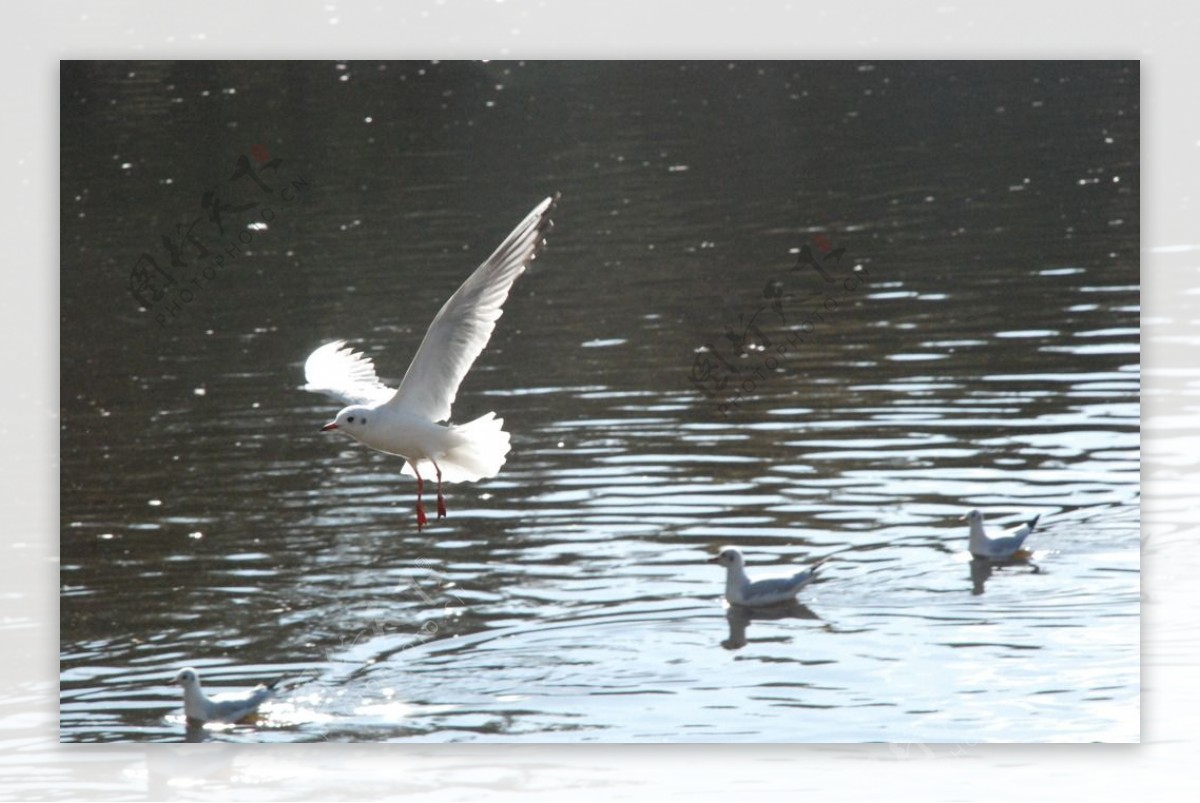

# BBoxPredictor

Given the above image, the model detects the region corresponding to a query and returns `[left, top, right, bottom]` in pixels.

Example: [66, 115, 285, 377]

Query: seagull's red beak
[706, 555, 721, 563]
[321, 422, 338, 432]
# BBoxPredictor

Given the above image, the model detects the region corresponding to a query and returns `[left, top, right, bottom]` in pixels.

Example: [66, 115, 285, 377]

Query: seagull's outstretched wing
[384, 194, 558, 422]
[303, 340, 396, 406]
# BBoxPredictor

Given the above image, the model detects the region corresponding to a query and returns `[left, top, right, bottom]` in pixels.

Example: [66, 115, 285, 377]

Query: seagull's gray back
[738, 569, 817, 605]
[203, 684, 276, 723]
[979, 530, 1030, 559]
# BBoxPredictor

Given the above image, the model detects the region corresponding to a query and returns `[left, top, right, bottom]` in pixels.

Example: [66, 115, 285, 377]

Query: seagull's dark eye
[347, 416, 355, 423]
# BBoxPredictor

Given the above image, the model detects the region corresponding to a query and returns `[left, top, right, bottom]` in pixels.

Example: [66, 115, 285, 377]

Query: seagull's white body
[964, 509, 1040, 560]
[708, 546, 823, 607]
[304, 195, 558, 527]
[173, 667, 278, 725]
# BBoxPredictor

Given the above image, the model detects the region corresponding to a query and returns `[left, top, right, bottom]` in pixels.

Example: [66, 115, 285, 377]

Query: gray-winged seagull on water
[708, 546, 826, 607]
[962, 509, 1040, 561]
[173, 667, 280, 725]
[304, 195, 558, 529]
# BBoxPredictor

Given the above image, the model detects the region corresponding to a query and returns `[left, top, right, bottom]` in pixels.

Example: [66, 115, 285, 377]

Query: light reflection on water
[60, 60, 1138, 744]
[60, 363, 1140, 743]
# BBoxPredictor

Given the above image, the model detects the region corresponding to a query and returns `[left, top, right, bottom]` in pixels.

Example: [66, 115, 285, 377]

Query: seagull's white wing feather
[303, 339, 396, 407]
[383, 195, 558, 422]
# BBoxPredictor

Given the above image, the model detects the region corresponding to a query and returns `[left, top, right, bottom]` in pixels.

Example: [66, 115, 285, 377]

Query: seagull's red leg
[413, 464, 428, 529]
[434, 460, 447, 519]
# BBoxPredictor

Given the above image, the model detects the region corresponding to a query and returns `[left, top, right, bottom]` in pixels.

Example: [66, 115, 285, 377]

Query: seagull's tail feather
[1026, 514, 1041, 531]
[436, 412, 512, 483]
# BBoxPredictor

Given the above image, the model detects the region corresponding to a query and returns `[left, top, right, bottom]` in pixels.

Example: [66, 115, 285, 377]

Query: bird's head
[322, 405, 373, 434]
[707, 547, 745, 568]
[173, 667, 199, 688]
[960, 509, 983, 525]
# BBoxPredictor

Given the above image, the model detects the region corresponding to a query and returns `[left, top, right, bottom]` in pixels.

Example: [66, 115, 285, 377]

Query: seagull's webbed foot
[416, 502, 428, 530]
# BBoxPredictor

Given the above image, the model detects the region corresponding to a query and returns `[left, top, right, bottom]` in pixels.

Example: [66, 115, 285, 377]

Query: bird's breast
[351, 411, 452, 461]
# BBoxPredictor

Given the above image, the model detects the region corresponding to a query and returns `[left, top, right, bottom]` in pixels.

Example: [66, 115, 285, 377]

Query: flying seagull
[304, 195, 558, 528]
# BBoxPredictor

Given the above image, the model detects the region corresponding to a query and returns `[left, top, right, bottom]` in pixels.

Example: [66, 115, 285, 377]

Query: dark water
[59, 61, 1139, 743]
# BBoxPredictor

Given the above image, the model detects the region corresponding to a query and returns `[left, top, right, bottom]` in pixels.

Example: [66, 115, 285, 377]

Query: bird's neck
[726, 564, 751, 598]
[182, 685, 208, 719]
[968, 520, 988, 552]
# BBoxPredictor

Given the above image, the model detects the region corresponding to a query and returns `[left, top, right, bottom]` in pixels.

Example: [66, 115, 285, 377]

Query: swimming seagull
[963, 509, 1040, 561]
[304, 195, 558, 529]
[707, 546, 825, 607]
[173, 667, 280, 725]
